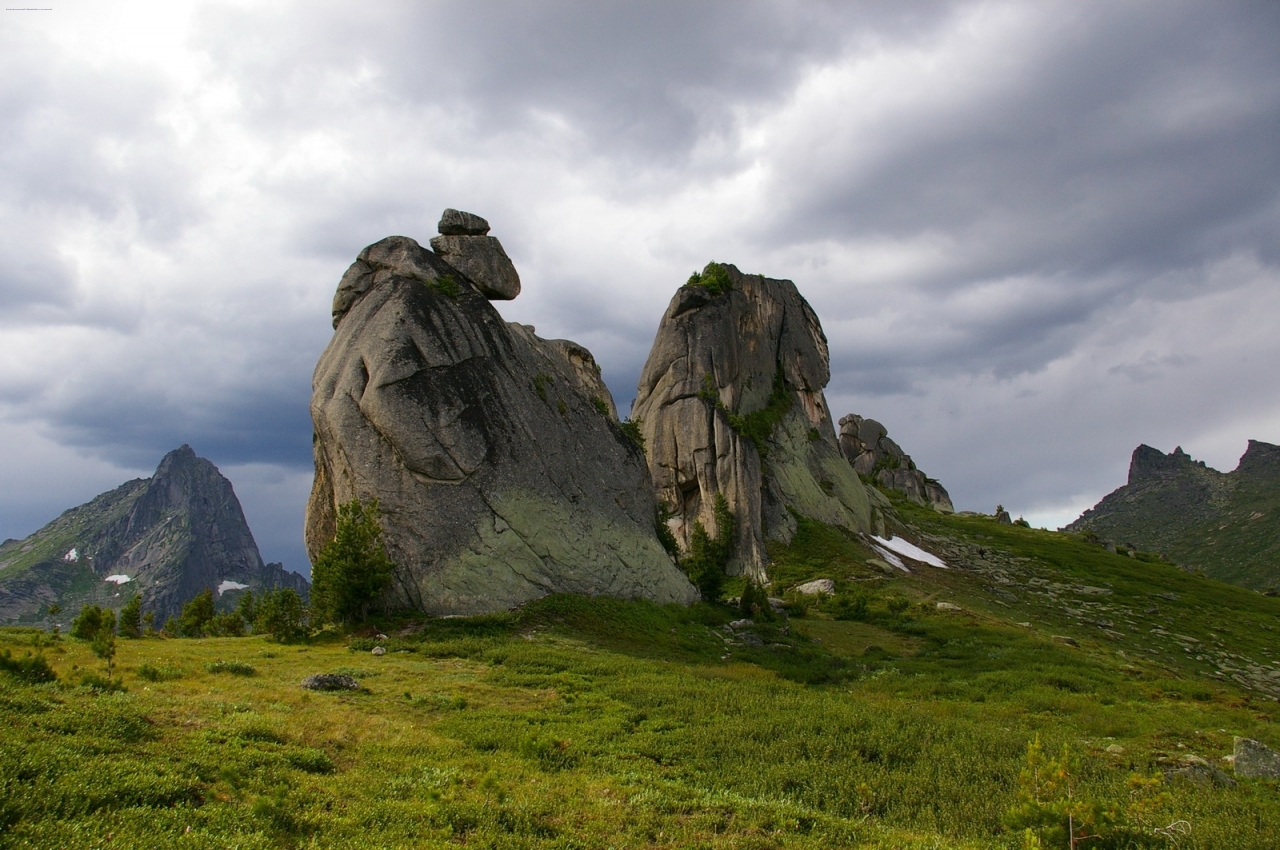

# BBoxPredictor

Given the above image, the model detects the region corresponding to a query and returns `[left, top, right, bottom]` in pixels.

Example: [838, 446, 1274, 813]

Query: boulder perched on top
[307, 231, 696, 616]
[838, 414, 954, 512]
[428, 208, 520, 300]
[631, 263, 875, 582]
[437, 208, 491, 236]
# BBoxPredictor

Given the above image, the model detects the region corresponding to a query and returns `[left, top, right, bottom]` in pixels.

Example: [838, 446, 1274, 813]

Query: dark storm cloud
[30, 378, 315, 472]
[772, 3, 1280, 271]
[0, 27, 198, 242]
[774, 10, 1280, 270]
[194, 0, 959, 166]
[762, 2, 1280, 402]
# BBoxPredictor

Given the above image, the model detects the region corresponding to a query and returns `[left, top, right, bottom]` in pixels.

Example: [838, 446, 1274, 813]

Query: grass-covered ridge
[2, 505, 1280, 848]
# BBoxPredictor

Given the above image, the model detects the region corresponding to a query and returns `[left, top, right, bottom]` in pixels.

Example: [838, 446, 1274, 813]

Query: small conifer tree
[178, 588, 217, 637]
[311, 498, 396, 627]
[72, 604, 118, 678]
[118, 593, 142, 639]
[254, 588, 309, 642]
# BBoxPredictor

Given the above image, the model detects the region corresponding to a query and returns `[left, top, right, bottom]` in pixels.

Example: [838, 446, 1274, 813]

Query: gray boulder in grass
[307, 227, 696, 617]
[793, 579, 835, 596]
[1234, 738, 1280, 779]
[302, 674, 360, 692]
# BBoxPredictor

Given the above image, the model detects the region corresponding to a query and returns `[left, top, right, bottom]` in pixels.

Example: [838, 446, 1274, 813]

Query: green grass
[2, 513, 1279, 848]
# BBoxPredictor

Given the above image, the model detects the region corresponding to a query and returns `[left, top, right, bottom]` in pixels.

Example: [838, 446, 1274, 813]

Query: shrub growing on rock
[684, 261, 732, 296]
[683, 494, 735, 602]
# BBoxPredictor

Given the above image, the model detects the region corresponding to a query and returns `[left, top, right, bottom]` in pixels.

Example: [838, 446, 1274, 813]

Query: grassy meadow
[3, 508, 1280, 848]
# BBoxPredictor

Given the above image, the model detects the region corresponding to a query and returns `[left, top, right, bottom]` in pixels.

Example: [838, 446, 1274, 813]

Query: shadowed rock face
[631, 264, 874, 582]
[0, 446, 307, 626]
[838, 414, 954, 512]
[307, 234, 696, 615]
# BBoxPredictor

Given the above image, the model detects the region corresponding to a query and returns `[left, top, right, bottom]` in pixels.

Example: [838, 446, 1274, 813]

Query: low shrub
[135, 662, 184, 682]
[205, 660, 256, 676]
[0, 649, 56, 684]
[78, 672, 126, 692]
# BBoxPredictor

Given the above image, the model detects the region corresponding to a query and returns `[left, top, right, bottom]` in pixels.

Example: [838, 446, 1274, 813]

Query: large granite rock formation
[1067, 441, 1280, 590]
[838, 414, 954, 512]
[307, 225, 696, 615]
[631, 263, 876, 582]
[0, 446, 307, 626]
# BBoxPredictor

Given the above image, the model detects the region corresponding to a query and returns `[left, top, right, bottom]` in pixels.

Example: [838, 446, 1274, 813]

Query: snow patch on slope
[872, 536, 948, 568]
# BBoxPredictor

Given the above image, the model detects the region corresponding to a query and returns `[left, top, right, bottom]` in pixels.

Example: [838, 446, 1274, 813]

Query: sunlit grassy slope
[2, 494, 1279, 849]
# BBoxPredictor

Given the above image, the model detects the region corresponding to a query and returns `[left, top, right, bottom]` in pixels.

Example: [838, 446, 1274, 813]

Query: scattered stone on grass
[302, 674, 360, 692]
[1164, 755, 1237, 787]
[793, 579, 835, 596]
[1234, 737, 1280, 779]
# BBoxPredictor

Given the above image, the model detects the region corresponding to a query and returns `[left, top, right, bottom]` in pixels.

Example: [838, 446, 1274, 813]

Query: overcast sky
[3, 0, 1278, 576]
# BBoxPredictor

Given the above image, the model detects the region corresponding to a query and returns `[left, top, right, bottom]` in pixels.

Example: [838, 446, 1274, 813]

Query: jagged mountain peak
[1070, 439, 1280, 590]
[0, 447, 308, 626]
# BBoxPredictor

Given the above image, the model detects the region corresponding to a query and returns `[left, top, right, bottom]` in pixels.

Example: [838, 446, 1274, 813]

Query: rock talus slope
[0, 446, 306, 625]
[631, 264, 875, 582]
[306, 222, 695, 615]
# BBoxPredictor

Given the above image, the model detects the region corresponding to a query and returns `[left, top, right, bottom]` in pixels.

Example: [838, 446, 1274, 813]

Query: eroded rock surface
[838, 414, 954, 512]
[307, 233, 695, 615]
[631, 264, 874, 582]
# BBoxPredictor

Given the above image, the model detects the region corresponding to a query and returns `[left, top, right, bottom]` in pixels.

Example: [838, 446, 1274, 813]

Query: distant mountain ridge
[1067, 440, 1280, 590]
[0, 446, 308, 625]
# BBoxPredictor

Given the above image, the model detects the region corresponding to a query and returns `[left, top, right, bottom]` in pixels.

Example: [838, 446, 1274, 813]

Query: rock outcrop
[0, 446, 307, 626]
[1067, 441, 1280, 590]
[837, 414, 954, 512]
[428, 209, 521, 300]
[307, 224, 696, 615]
[631, 263, 875, 582]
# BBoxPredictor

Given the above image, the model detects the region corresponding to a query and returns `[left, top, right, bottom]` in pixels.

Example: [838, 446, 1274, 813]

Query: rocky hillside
[0, 446, 307, 626]
[306, 212, 696, 615]
[632, 263, 875, 582]
[838, 413, 954, 512]
[1067, 441, 1280, 590]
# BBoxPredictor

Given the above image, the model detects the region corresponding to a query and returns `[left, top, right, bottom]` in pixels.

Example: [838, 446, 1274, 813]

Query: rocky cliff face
[306, 214, 696, 615]
[0, 446, 306, 625]
[1067, 441, 1280, 590]
[631, 264, 875, 582]
[838, 414, 954, 512]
